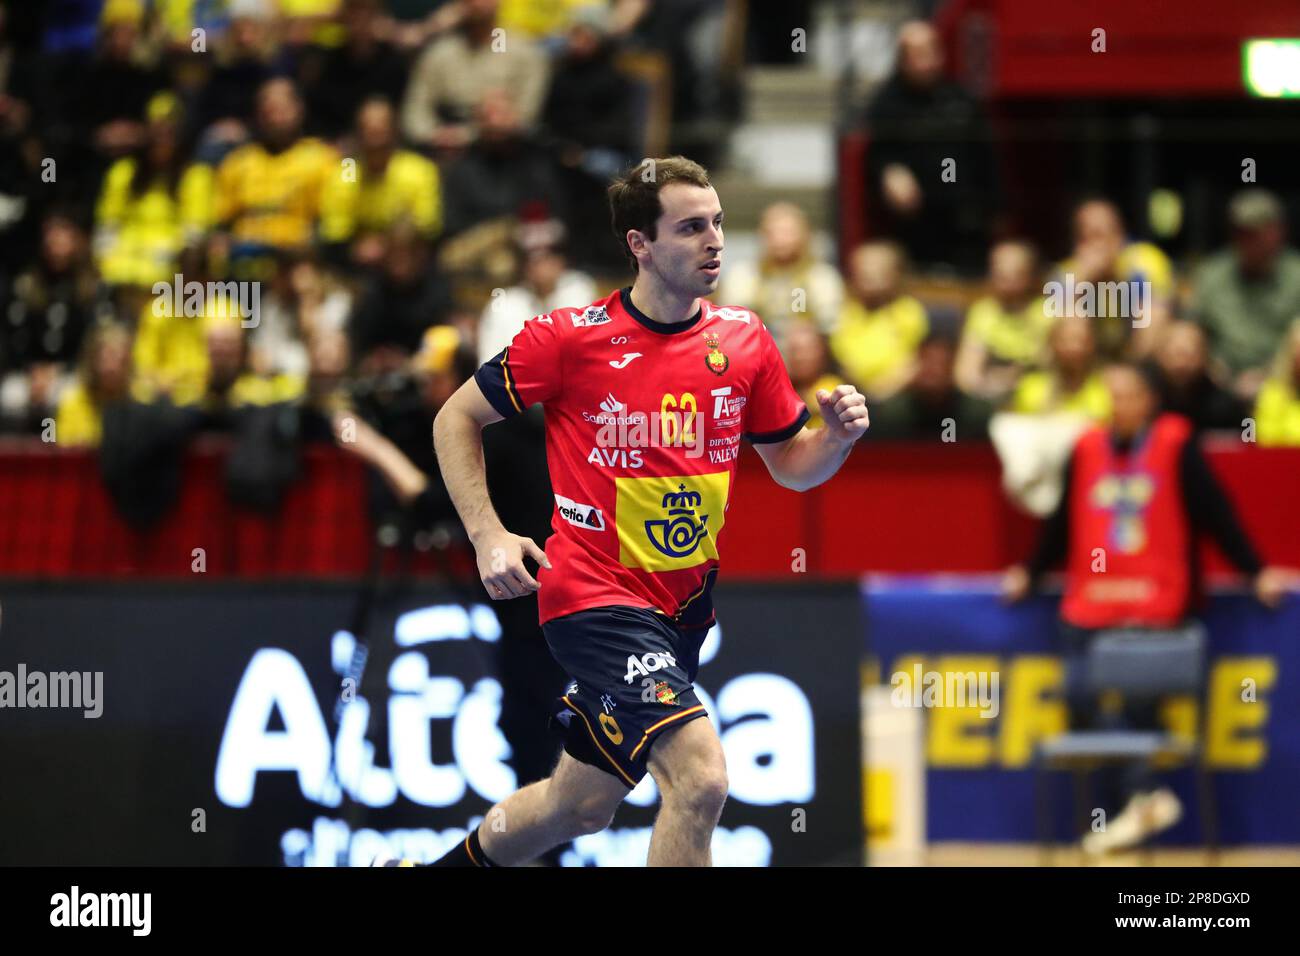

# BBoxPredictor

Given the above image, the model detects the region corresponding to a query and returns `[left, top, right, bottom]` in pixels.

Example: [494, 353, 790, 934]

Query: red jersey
[474, 287, 810, 627]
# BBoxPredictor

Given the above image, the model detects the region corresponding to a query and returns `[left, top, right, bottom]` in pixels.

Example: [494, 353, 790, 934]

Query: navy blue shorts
[543, 605, 711, 787]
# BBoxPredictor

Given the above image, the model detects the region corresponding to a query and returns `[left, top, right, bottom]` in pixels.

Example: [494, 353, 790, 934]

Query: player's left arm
[753, 384, 869, 492]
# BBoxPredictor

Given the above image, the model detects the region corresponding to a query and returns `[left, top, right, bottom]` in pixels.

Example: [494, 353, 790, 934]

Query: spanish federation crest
[703, 331, 729, 375]
[654, 681, 679, 706]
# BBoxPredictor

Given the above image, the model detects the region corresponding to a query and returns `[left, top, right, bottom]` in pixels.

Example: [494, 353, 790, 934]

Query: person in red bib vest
[1003, 361, 1291, 853]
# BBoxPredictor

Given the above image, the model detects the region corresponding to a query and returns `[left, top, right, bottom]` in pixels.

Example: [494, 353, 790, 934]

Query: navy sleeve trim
[474, 347, 525, 419]
[744, 406, 811, 444]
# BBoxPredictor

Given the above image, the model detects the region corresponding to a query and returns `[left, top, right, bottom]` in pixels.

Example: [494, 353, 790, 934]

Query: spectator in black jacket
[304, 0, 409, 142]
[1148, 321, 1246, 433]
[348, 224, 454, 372]
[193, 2, 286, 164]
[42, 3, 166, 205]
[439, 87, 567, 240]
[0, 1, 43, 274]
[868, 333, 993, 441]
[0, 211, 99, 433]
[864, 20, 998, 276]
[541, 7, 637, 273]
[69, 5, 166, 158]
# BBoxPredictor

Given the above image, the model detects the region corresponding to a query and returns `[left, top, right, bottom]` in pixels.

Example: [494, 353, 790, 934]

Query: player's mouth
[700, 259, 721, 278]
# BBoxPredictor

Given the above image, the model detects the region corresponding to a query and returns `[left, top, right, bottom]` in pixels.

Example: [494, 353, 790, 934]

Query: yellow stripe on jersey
[500, 347, 525, 414]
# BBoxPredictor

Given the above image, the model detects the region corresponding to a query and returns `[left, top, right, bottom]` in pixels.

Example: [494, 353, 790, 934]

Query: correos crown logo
[614, 473, 728, 571]
[646, 484, 709, 558]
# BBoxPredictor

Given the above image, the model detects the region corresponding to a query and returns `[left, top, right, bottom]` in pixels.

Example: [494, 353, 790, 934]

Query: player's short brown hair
[607, 156, 712, 274]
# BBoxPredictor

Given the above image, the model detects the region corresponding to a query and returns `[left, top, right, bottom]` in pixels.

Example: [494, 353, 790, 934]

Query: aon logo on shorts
[624, 651, 677, 684]
[614, 473, 728, 572]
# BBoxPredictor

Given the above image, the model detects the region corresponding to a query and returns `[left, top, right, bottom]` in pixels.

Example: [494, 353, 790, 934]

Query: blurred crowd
[729, 187, 1300, 453]
[0, 0, 730, 459]
[817, 20, 1300, 453]
[2, 3, 1299, 527]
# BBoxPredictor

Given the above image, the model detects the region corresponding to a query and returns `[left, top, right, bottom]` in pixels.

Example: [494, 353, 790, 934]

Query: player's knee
[543, 776, 618, 836]
[564, 791, 619, 836]
[666, 766, 729, 822]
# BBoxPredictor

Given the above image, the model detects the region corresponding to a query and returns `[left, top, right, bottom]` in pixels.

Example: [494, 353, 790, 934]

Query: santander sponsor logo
[582, 393, 645, 426]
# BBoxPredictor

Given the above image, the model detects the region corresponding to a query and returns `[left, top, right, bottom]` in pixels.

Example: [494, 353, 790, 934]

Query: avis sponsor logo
[555, 493, 605, 531]
[571, 305, 611, 327]
[588, 447, 643, 468]
[711, 386, 745, 426]
[50, 887, 151, 936]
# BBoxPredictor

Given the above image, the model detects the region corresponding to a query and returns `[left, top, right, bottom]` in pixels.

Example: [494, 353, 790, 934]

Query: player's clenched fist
[815, 384, 870, 442]
[475, 531, 552, 600]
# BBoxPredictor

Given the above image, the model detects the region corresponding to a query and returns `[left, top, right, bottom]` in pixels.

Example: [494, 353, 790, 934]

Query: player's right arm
[433, 314, 563, 599]
[433, 377, 551, 599]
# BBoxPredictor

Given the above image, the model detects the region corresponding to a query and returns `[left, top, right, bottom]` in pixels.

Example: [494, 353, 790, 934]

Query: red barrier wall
[1, 438, 1295, 580]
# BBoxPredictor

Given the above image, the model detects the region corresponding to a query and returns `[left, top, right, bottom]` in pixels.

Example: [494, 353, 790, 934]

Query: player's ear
[626, 229, 648, 261]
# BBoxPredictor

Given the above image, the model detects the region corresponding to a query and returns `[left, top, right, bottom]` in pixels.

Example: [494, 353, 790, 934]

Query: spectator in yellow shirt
[199, 316, 305, 417]
[718, 201, 845, 337]
[498, 0, 606, 43]
[1053, 198, 1173, 359]
[95, 92, 214, 289]
[1010, 315, 1111, 421]
[214, 77, 339, 254]
[955, 239, 1052, 403]
[830, 241, 929, 401]
[55, 323, 136, 447]
[279, 0, 346, 48]
[320, 97, 442, 268]
[131, 282, 211, 407]
[1253, 319, 1300, 446]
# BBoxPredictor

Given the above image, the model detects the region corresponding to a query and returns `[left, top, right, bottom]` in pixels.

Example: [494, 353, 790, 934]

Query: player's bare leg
[476, 751, 630, 865]
[645, 718, 729, 866]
